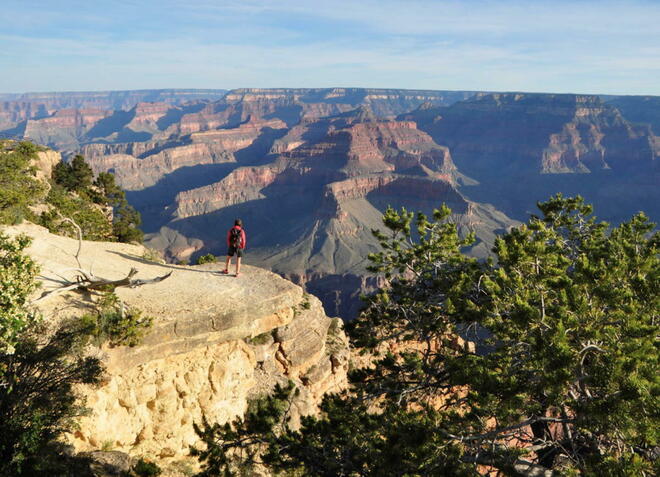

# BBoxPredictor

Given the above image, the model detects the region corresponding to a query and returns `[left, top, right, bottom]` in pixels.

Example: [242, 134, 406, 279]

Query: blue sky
[1, 0, 659, 95]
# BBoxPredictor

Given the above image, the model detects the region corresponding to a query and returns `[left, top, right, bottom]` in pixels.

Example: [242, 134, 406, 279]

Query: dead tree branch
[31, 216, 173, 304]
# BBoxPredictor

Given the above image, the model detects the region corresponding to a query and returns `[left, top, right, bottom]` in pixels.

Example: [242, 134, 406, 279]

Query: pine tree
[193, 195, 659, 476]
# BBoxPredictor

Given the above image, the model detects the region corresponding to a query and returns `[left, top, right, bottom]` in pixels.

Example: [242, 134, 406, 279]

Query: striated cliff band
[1, 88, 476, 150]
[3, 88, 658, 320]
[5, 222, 349, 466]
[79, 92, 659, 318]
[0, 89, 227, 133]
[124, 106, 515, 318]
[401, 93, 659, 222]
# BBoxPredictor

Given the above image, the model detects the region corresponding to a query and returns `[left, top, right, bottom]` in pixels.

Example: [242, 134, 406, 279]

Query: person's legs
[224, 254, 231, 273]
[235, 257, 241, 276]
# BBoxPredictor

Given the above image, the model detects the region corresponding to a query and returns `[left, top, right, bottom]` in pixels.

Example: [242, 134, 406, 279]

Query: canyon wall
[402, 93, 658, 176]
[6, 89, 658, 321]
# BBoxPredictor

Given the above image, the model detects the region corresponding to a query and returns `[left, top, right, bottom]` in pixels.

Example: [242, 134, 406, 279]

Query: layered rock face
[144, 109, 514, 318]
[402, 93, 659, 223]
[8, 222, 349, 461]
[605, 95, 660, 134]
[23, 108, 114, 150]
[0, 90, 227, 148]
[223, 87, 477, 120]
[33, 149, 62, 181]
[1, 88, 475, 149]
[0, 101, 50, 130]
[9, 89, 659, 320]
[402, 93, 658, 175]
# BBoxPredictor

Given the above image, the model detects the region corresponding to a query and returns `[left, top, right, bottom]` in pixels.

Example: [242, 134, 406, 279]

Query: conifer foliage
[48, 155, 143, 243]
[194, 195, 659, 476]
[0, 141, 47, 225]
[0, 233, 103, 475]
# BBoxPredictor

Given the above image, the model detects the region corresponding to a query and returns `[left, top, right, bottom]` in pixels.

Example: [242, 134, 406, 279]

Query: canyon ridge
[2, 87, 658, 319]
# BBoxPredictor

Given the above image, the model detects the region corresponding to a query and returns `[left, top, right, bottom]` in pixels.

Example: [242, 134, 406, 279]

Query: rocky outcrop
[605, 95, 660, 134]
[0, 101, 50, 130]
[170, 110, 459, 219]
[2, 87, 475, 150]
[33, 149, 62, 181]
[190, 117, 287, 150]
[7, 222, 349, 462]
[401, 92, 659, 231]
[124, 102, 172, 131]
[127, 109, 514, 319]
[84, 117, 288, 192]
[81, 140, 176, 161]
[86, 144, 235, 191]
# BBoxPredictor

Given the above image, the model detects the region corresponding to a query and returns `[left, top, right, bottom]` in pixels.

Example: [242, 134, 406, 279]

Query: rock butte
[4, 222, 349, 462]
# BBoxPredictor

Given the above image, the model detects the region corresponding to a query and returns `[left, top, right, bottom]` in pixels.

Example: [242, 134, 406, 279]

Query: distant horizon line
[1, 87, 658, 98]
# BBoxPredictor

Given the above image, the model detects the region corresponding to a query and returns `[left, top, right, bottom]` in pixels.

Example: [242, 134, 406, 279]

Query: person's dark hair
[234, 219, 242, 227]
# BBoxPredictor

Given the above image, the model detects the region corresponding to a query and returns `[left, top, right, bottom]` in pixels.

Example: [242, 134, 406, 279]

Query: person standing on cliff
[223, 219, 246, 277]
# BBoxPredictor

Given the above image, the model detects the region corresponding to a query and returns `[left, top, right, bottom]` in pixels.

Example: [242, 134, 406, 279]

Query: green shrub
[93, 171, 143, 243]
[52, 155, 93, 193]
[247, 331, 273, 346]
[132, 458, 162, 477]
[193, 196, 660, 476]
[40, 184, 114, 241]
[167, 461, 195, 476]
[0, 141, 47, 225]
[0, 214, 103, 475]
[100, 440, 114, 452]
[0, 321, 103, 474]
[113, 203, 144, 243]
[195, 253, 217, 265]
[81, 293, 153, 347]
[142, 248, 165, 264]
[0, 233, 40, 353]
[300, 293, 311, 310]
[50, 155, 143, 243]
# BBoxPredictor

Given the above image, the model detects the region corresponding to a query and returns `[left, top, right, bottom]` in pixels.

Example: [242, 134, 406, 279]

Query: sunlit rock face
[402, 93, 658, 175]
[7, 222, 349, 461]
[8, 89, 658, 321]
[76, 99, 515, 320]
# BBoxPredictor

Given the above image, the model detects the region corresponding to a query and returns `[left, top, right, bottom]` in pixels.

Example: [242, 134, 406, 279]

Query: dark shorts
[227, 246, 243, 258]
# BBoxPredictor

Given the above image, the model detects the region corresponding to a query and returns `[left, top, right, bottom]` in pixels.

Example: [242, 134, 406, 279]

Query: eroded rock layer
[402, 93, 658, 175]
[7, 89, 658, 321]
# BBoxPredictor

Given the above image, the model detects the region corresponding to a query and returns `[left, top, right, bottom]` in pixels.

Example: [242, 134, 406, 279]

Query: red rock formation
[23, 108, 113, 149]
[0, 101, 52, 129]
[125, 102, 172, 130]
[174, 166, 281, 217]
[81, 140, 172, 160]
[87, 142, 235, 191]
[225, 88, 476, 119]
[86, 117, 288, 190]
[169, 112, 458, 221]
[2, 89, 226, 112]
[190, 117, 287, 151]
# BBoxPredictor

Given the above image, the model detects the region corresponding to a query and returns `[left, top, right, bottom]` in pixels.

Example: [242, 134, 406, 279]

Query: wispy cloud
[1, 0, 658, 94]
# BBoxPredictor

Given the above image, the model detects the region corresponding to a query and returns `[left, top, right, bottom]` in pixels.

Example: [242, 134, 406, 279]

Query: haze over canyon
[2, 87, 658, 318]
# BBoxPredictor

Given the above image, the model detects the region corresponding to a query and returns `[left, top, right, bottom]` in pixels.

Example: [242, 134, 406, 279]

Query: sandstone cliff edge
[4, 222, 349, 463]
